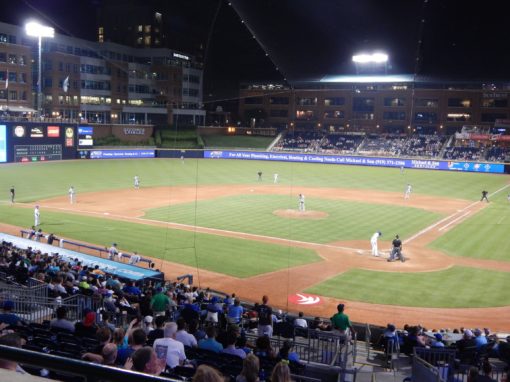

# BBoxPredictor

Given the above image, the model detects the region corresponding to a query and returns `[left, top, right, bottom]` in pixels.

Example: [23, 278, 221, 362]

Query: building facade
[0, 21, 205, 126]
[239, 76, 510, 135]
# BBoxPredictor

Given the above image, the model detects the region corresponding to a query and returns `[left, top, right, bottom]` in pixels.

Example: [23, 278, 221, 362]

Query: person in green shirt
[150, 288, 171, 316]
[330, 303, 356, 339]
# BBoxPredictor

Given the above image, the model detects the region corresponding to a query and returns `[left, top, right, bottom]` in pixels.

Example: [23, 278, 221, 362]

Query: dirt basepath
[6, 184, 510, 331]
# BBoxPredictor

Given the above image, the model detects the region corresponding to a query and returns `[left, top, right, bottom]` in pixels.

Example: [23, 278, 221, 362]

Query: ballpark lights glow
[352, 52, 389, 63]
[25, 21, 55, 117]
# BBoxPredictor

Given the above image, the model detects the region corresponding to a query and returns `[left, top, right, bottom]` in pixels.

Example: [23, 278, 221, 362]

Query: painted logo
[14, 125, 25, 137]
[288, 293, 321, 305]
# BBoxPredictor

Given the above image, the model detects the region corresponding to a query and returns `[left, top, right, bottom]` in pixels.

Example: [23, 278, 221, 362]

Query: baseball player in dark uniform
[9, 186, 15, 204]
[481, 190, 489, 202]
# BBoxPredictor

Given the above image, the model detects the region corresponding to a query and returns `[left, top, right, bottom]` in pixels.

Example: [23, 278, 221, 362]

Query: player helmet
[378, 231, 382, 236]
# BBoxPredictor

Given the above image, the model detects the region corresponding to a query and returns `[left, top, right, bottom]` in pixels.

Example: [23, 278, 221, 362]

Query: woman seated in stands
[236, 353, 260, 382]
[254, 335, 276, 359]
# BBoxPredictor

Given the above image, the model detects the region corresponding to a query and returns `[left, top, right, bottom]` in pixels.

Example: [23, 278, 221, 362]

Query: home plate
[356, 250, 363, 255]
[104, 212, 110, 215]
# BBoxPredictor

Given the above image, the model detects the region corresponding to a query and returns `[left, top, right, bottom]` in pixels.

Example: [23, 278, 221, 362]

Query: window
[324, 97, 345, 106]
[19, 56, 26, 65]
[448, 98, 471, 108]
[269, 97, 289, 104]
[8, 54, 17, 64]
[323, 110, 344, 119]
[384, 97, 406, 107]
[296, 97, 317, 106]
[8, 72, 17, 82]
[482, 99, 508, 108]
[138, 25, 143, 32]
[383, 111, 406, 120]
[144, 25, 151, 33]
[352, 112, 374, 120]
[144, 36, 151, 46]
[296, 110, 315, 120]
[0, 53, 6, 62]
[415, 98, 438, 107]
[270, 109, 288, 117]
[447, 113, 471, 122]
[0, 71, 6, 81]
[481, 113, 507, 122]
[352, 97, 375, 112]
[414, 112, 437, 123]
[44, 78, 53, 88]
[59, 62, 64, 71]
[20, 73, 27, 83]
[245, 97, 263, 104]
[9, 90, 17, 100]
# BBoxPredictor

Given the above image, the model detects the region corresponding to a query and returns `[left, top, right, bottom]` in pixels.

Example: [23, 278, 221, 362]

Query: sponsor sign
[288, 293, 321, 305]
[47, 126, 60, 138]
[204, 150, 505, 173]
[123, 127, 145, 135]
[78, 126, 93, 135]
[30, 127, 44, 138]
[13, 125, 25, 138]
[90, 149, 155, 159]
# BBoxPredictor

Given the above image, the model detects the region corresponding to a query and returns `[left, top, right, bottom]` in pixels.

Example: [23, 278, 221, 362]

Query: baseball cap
[144, 315, 153, 324]
[434, 333, 443, 341]
[473, 328, 482, 336]
[83, 311, 96, 327]
[378, 231, 382, 236]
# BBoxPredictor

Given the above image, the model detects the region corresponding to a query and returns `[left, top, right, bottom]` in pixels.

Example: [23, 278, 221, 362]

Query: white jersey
[134, 176, 140, 187]
[370, 232, 380, 244]
[406, 185, 412, 193]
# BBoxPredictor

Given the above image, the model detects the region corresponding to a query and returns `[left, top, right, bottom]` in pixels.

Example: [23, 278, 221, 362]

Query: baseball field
[1, 157, 510, 331]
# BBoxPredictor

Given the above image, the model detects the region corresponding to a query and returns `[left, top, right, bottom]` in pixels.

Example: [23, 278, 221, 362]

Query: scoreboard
[0, 122, 81, 163]
[14, 144, 63, 162]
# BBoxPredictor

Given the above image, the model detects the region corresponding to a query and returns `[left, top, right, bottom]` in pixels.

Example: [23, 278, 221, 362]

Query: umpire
[388, 234, 404, 262]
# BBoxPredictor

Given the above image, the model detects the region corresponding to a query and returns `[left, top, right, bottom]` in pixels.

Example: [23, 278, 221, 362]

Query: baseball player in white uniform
[404, 184, 412, 199]
[370, 231, 382, 257]
[273, 173, 279, 184]
[68, 186, 75, 204]
[108, 243, 119, 260]
[134, 175, 140, 189]
[298, 193, 305, 212]
[34, 205, 40, 226]
[129, 252, 141, 265]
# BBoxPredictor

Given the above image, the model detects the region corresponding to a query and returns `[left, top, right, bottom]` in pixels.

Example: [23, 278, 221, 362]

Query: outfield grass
[305, 266, 510, 308]
[0, 159, 507, 203]
[144, 195, 442, 243]
[429, 191, 510, 261]
[0, 205, 320, 278]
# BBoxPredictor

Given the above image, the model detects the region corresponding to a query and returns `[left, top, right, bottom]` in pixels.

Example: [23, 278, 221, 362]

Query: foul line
[438, 211, 470, 231]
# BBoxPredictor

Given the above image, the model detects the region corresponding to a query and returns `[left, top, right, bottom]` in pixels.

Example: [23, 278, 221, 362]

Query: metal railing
[0, 345, 180, 382]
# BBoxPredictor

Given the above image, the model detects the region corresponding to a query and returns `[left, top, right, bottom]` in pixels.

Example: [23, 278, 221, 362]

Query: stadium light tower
[352, 52, 388, 74]
[25, 21, 54, 117]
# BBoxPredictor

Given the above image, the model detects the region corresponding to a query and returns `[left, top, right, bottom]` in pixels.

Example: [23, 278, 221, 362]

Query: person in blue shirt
[198, 326, 223, 353]
[0, 301, 23, 326]
[227, 298, 244, 324]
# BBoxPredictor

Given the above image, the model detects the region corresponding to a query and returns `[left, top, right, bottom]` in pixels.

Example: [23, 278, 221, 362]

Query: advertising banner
[90, 149, 155, 159]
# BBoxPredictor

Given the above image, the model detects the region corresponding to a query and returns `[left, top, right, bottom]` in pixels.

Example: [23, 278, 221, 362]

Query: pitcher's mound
[273, 209, 329, 219]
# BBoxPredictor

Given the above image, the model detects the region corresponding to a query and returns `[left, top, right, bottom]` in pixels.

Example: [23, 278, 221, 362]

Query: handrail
[0, 345, 179, 382]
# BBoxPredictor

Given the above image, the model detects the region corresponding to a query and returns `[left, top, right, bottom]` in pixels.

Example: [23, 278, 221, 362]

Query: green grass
[0, 205, 320, 278]
[429, 191, 510, 261]
[306, 266, 510, 308]
[1, 159, 506, 203]
[202, 135, 274, 149]
[144, 195, 442, 243]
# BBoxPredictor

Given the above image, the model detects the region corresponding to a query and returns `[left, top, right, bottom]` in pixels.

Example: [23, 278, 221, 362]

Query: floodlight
[352, 52, 388, 64]
[25, 21, 55, 38]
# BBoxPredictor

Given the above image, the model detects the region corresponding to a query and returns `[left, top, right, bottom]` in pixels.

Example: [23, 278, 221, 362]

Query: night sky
[2, 0, 510, 102]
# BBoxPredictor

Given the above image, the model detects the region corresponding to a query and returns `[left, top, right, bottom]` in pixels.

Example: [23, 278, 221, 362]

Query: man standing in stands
[481, 190, 489, 202]
[9, 186, 15, 204]
[34, 205, 40, 226]
[255, 295, 273, 337]
[330, 303, 356, 339]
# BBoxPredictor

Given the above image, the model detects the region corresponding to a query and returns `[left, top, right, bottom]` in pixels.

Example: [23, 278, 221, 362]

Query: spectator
[254, 335, 276, 359]
[143, 315, 154, 334]
[116, 328, 147, 365]
[0, 301, 22, 327]
[74, 311, 97, 337]
[50, 306, 75, 332]
[294, 312, 308, 328]
[255, 295, 273, 337]
[271, 361, 292, 382]
[278, 340, 301, 363]
[431, 333, 445, 348]
[153, 322, 187, 369]
[474, 328, 488, 349]
[227, 298, 244, 324]
[150, 287, 172, 317]
[188, 319, 206, 342]
[236, 354, 260, 382]
[130, 346, 166, 375]
[175, 317, 198, 348]
[192, 364, 225, 382]
[330, 303, 356, 339]
[198, 326, 223, 353]
[222, 331, 246, 359]
[82, 343, 118, 366]
[0, 333, 26, 374]
[205, 296, 223, 323]
[148, 315, 166, 344]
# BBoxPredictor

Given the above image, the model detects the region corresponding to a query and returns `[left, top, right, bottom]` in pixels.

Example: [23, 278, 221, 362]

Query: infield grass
[144, 195, 442, 243]
[305, 266, 510, 308]
[0, 205, 320, 278]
